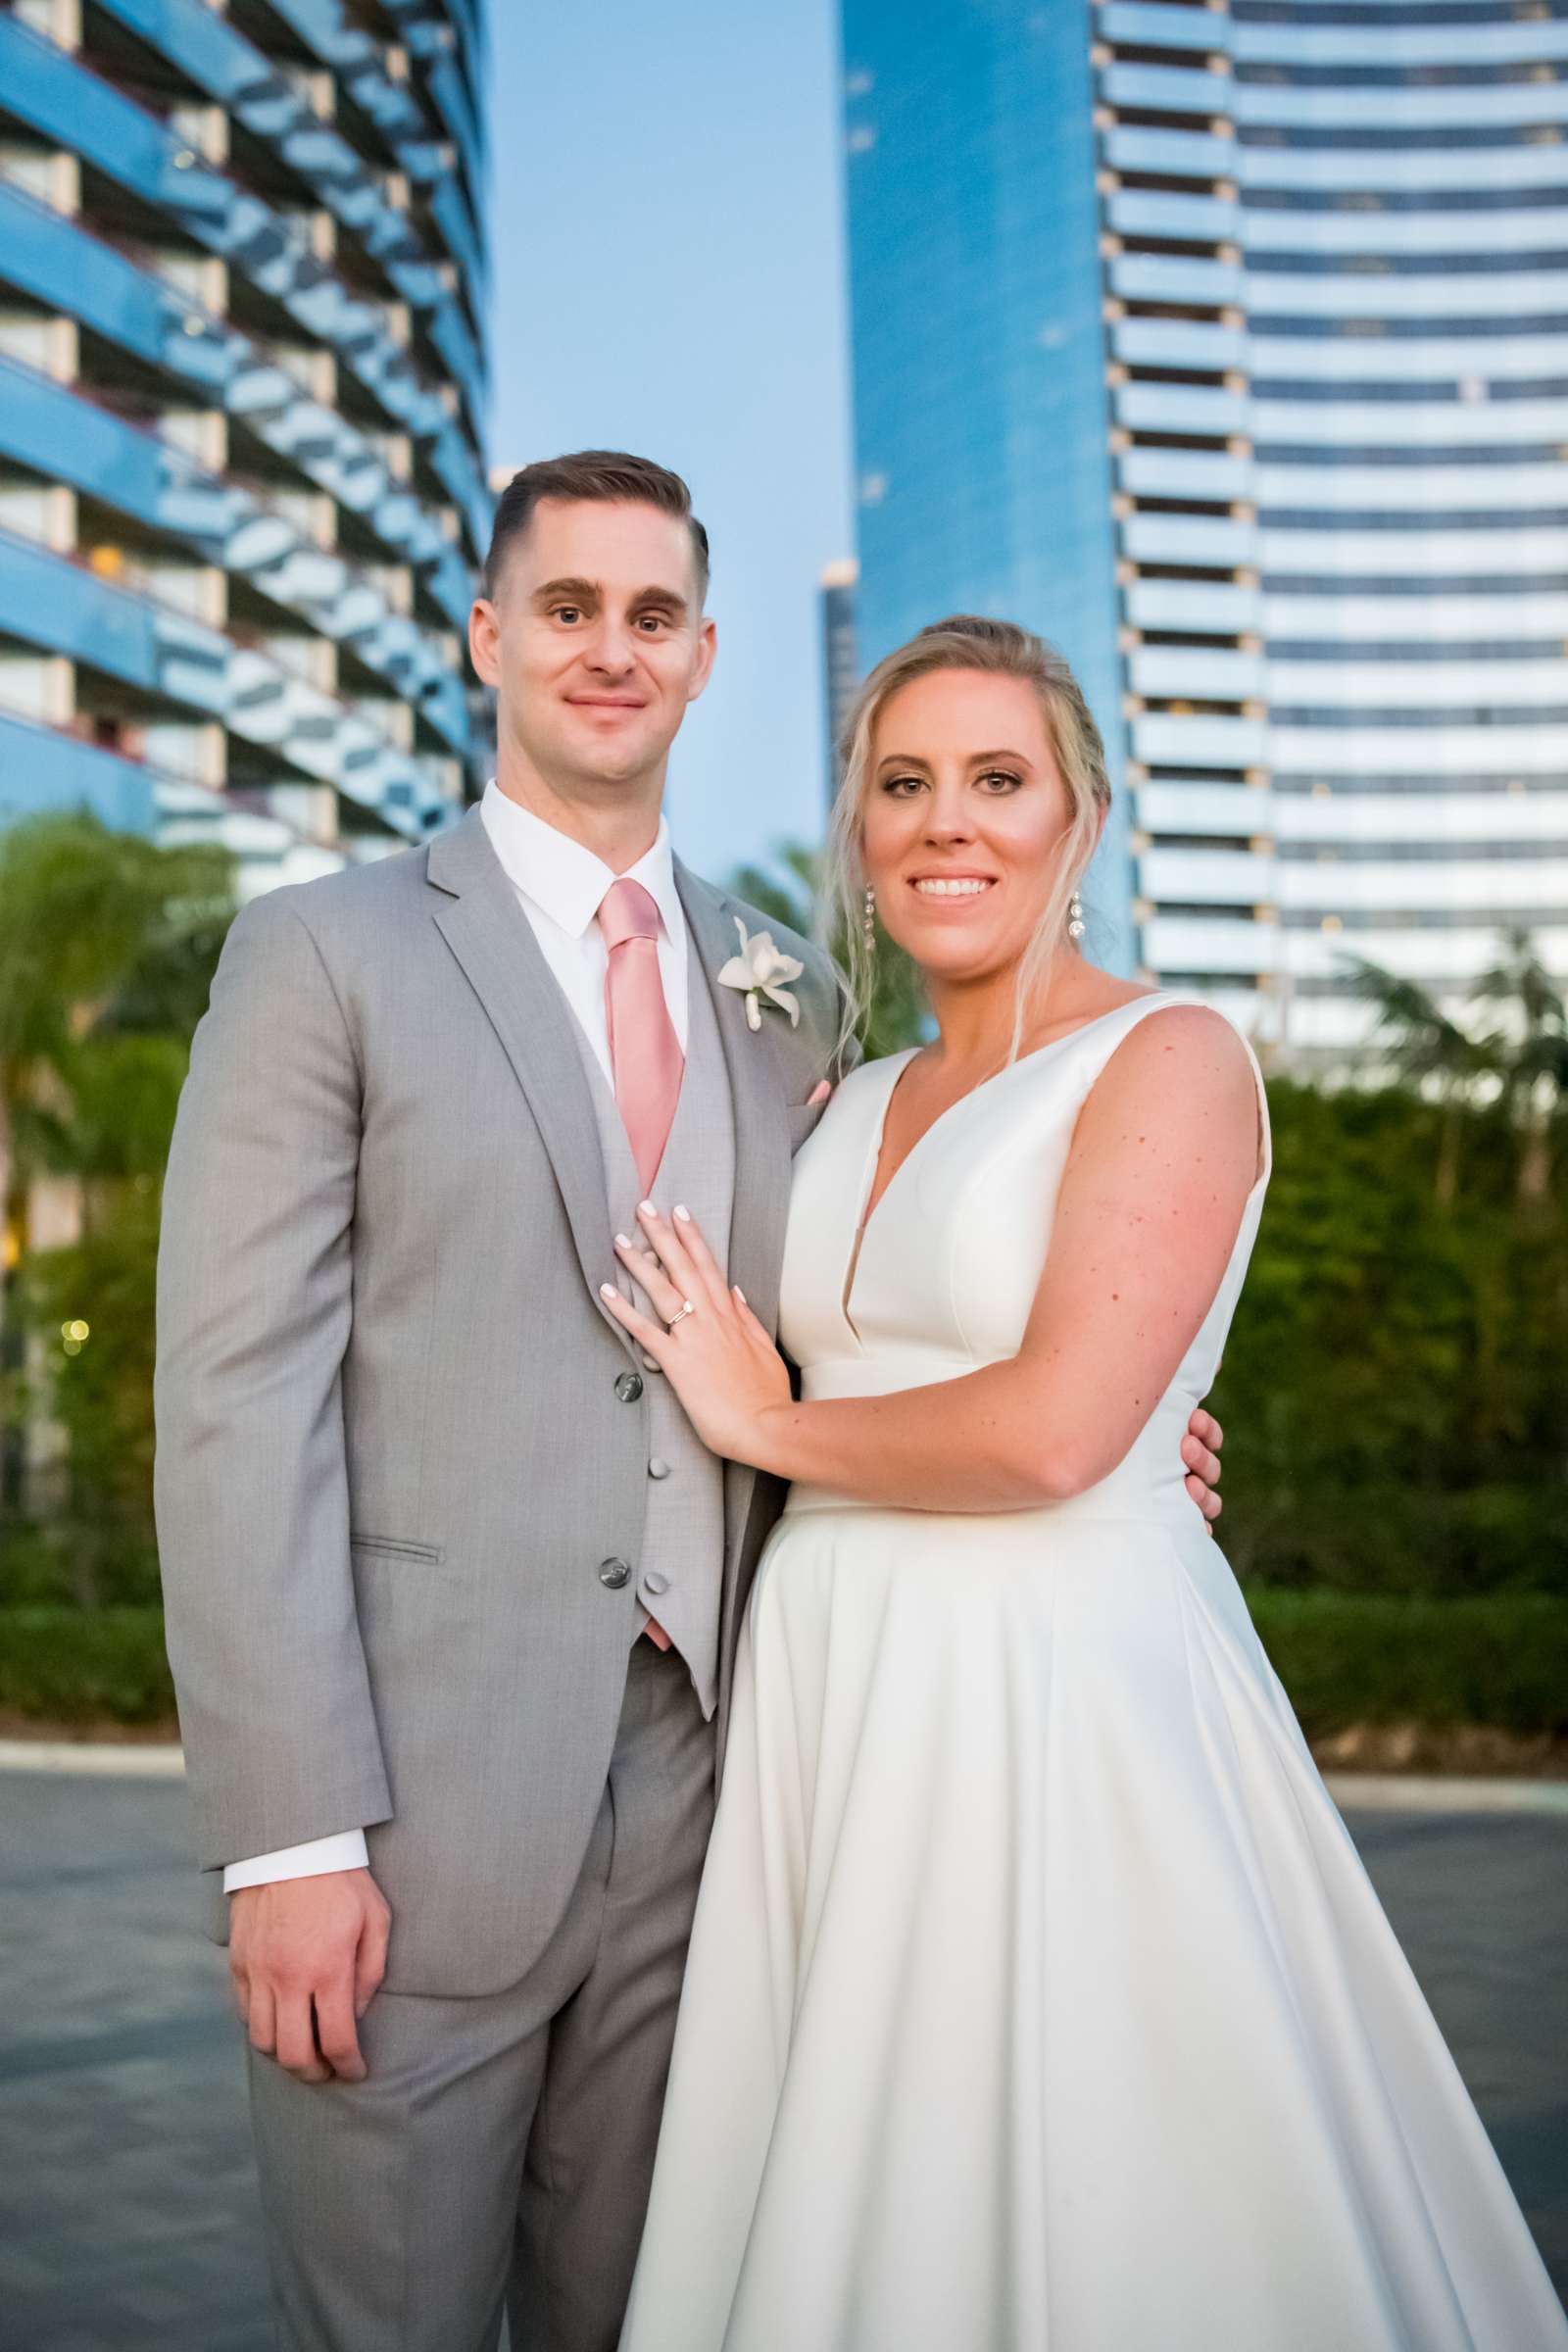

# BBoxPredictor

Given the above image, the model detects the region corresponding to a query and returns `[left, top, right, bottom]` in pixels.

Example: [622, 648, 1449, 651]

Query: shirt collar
[481, 780, 682, 944]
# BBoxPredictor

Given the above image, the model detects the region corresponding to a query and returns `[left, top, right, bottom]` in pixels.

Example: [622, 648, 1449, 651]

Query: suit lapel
[426, 809, 626, 1346]
[675, 861, 795, 1588]
[427, 819, 799, 1573]
[675, 861, 793, 1325]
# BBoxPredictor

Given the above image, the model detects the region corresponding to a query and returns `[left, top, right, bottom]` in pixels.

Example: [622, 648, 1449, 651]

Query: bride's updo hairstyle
[824, 615, 1112, 1056]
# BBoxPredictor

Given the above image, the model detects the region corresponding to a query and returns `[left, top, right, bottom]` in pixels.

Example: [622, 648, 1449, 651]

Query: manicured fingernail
[673, 1204, 691, 1222]
[600, 1283, 617, 1299]
[638, 1200, 657, 1216]
[733, 1287, 746, 1304]
[614, 1233, 631, 1248]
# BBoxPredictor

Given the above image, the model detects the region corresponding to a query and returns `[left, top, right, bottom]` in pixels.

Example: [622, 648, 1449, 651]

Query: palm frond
[1338, 954, 1482, 1080]
[1470, 925, 1568, 1034]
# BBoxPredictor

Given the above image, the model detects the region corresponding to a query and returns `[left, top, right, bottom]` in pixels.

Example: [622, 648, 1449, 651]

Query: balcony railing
[0, 14, 490, 559]
[0, 180, 476, 634]
[0, 704, 159, 833]
[88, 0, 486, 432]
[268, 0, 487, 297]
[0, 527, 455, 835]
[0, 356, 470, 753]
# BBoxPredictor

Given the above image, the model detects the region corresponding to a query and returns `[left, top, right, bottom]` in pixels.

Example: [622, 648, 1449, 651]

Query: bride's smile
[863, 665, 1074, 990]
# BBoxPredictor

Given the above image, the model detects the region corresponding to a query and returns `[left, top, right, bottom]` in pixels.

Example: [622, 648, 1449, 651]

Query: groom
[155, 450, 1225, 2351]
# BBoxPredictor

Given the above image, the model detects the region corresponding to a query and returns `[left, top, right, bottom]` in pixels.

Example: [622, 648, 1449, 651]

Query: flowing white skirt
[619, 1501, 1567, 2352]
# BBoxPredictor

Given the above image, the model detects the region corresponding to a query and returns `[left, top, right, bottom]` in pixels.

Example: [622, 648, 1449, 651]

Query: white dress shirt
[477, 778, 689, 1073]
[223, 784, 688, 1893]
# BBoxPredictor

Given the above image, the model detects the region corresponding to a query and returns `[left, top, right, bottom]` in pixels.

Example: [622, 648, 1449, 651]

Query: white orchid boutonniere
[716, 917, 805, 1032]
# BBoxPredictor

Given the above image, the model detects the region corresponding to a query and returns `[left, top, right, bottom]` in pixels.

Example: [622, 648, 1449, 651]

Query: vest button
[644, 1570, 671, 1596]
[598, 1557, 631, 1591]
[614, 1370, 644, 1404]
[648, 1456, 670, 1481]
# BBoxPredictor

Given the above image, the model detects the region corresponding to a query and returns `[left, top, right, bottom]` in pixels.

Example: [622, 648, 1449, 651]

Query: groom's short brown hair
[483, 451, 710, 605]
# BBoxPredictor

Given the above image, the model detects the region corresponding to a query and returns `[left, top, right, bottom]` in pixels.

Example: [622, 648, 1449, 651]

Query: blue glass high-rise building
[843, 1, 1137, 972]
[0, 0, 489, 894]
[841, 1, 1568, 1049]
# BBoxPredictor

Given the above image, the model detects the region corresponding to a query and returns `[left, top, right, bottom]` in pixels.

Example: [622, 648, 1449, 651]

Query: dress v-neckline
[837, 997, 1182, 1342]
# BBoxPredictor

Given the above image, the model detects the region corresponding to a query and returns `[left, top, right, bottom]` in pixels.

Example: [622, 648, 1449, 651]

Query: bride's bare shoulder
[1083, 1002, 1261, 1182]
[1103, 998, 1256, 1094]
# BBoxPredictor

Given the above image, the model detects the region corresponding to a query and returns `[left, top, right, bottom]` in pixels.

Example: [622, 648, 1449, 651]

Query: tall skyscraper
[842, 1, 1137, 972]
[841, 1, 1568, 1049]
[0, 0, 489, 896]
[820, 555, 860, 798]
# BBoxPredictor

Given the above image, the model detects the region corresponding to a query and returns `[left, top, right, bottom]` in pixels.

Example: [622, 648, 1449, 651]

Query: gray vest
[569, 946, 735, 1719]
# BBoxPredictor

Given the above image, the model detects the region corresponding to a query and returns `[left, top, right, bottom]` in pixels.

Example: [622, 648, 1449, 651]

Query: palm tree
[1343, 931, 1568, 1210]
[0, 812, 232, 1513]
[0, 811, 231, 1227]
[1468, 926, 1568, 1209]
[1340, 956, 1490, 1207]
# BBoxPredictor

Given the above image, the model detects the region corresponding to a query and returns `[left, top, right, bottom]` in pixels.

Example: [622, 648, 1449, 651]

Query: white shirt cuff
[222, 1829, 370, 1892]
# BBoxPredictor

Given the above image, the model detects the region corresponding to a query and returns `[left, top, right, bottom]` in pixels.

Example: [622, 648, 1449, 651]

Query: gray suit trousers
[245, 1641, 715, 2352]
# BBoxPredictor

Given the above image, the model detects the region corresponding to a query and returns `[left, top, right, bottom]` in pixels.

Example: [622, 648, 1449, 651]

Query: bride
[602, 616, 1566, 2350]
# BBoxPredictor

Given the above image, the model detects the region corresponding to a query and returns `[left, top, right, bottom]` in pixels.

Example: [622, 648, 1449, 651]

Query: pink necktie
[598, 879, 682, 1656]
[597, 877, 684, 1206]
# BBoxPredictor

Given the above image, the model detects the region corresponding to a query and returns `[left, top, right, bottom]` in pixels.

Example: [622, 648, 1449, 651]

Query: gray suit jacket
[154, 807, 846, 1995]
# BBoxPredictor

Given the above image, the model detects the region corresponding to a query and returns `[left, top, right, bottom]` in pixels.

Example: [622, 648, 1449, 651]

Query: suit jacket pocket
[349, 1534, 446, 1565]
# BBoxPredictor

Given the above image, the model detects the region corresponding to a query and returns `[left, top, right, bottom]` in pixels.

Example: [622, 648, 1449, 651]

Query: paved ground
[1, 1774, 1563, 2351]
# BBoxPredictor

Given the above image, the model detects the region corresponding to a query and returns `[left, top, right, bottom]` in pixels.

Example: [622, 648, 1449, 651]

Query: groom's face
[471, 498, 716, 795]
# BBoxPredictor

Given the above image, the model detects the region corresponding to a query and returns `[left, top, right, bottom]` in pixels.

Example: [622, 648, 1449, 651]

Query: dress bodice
[777, 994, 1271, 1524]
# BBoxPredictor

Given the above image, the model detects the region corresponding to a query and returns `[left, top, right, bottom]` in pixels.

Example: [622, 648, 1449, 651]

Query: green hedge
[1, 1594, 1566, 1740]
[0, 1606, 175, 1726]
[1247, 1588, 1568, 1740]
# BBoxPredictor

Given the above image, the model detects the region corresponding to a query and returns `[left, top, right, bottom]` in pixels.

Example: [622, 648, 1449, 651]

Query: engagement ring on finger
[667, 1299, 697, 1329]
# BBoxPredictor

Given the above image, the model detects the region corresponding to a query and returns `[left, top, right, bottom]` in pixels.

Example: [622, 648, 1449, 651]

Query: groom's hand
[1182, 1407, 1224, 1527]
[228, 1868, 390, 2084]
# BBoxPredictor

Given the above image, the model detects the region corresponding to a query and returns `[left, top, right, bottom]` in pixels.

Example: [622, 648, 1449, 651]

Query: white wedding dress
[620, 995, 1567, 2352]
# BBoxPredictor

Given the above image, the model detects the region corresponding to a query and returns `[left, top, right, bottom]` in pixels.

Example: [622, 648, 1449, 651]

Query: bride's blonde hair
[823, 615, 1112, 1057]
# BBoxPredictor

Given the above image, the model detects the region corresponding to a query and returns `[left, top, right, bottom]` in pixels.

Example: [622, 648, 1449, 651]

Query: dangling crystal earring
[1067, 890, 1086, 942]
[863, 883, 877, 955]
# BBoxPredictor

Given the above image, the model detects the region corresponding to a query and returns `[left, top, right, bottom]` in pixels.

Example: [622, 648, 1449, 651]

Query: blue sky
[487, 2, 855, 886]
